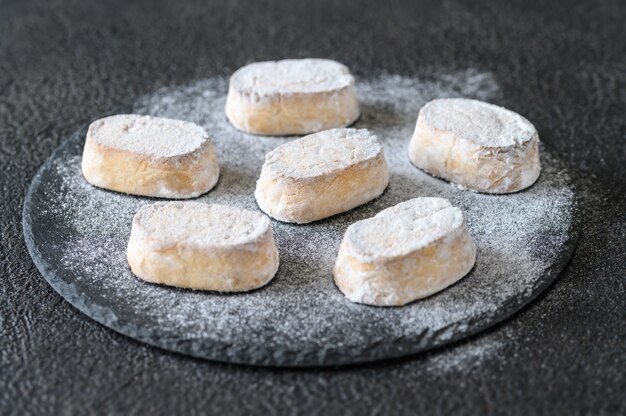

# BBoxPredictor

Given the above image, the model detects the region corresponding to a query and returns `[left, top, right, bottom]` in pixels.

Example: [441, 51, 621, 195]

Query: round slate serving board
[23, 74, 578, 367]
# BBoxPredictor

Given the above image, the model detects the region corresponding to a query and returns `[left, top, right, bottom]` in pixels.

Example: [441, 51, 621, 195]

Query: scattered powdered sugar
[26, 70, 575, 366]
[423, 335, 505, 373]
[88, 114, 208, 157]
[229, 59, 353, 96]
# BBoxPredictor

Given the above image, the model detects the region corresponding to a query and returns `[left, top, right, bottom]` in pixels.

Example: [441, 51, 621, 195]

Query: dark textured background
[1, 0, 624, 414]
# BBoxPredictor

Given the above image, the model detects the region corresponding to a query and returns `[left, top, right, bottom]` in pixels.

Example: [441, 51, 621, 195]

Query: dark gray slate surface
[21, 103, 577, 367]
[1, 0, 624, 414]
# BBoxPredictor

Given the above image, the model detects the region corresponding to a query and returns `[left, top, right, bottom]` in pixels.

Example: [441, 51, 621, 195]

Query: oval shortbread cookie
[408, 98, 541, 193]
[127, 202, 279, 292]
[334, 197, 476, 306]
[225, 59, 360, 135]
[255, 128, 389, 224]
[82, 114, 219, 198]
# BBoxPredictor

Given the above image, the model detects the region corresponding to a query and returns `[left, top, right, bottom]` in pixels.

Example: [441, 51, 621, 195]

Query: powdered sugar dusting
[230, 59, 353, 96]
[421, 98, 536, 147]
[133, 202, 269, 247]
[26, 70, 576, 366]
[347, 198, 464, 261]
[265, 128, 382, 179]
[88, 114, 208, 157]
